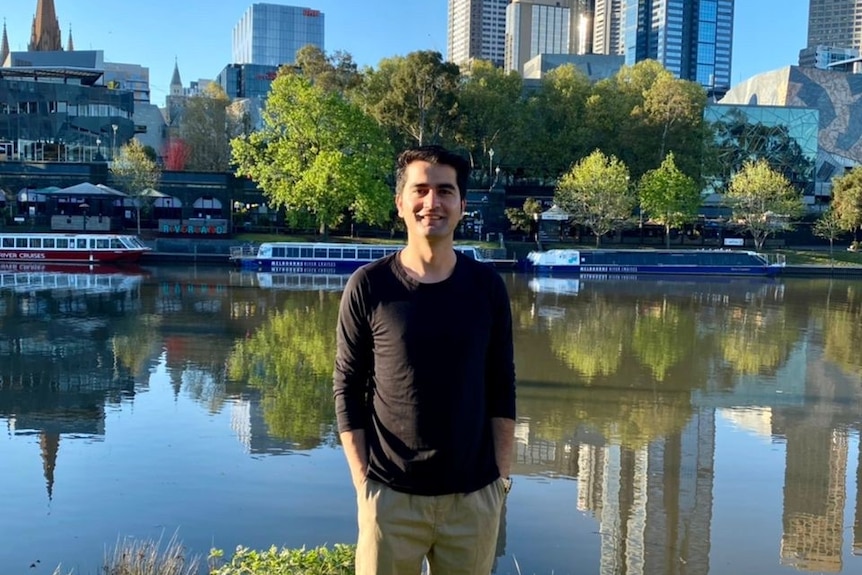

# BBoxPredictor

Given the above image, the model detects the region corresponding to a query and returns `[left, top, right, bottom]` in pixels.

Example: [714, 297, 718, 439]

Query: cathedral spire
[170, 57, 184, 96]
[29, 0, 63, 52]
[66, 23, 74, 51]
[1, 19, 10, 66]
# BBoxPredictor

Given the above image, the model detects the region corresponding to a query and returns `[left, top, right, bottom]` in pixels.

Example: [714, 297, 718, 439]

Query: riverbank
[138, 236, 862, 276]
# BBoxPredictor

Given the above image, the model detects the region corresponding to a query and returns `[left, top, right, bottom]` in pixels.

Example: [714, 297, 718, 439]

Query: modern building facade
[232, 3, 325, 68]
[799, 44, 861, 70]
[505, 0, 575, 74]
[447, 0, 509, 68]
[807, 0, 862, 54]
[623, 0, 734, 96]
[216, 63, 279, 100]
[592, 0, 625, 56]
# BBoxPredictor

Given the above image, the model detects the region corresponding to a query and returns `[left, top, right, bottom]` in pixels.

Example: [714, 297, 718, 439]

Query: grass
[775, 247, 862, 266]
[102, 533, 201, 575]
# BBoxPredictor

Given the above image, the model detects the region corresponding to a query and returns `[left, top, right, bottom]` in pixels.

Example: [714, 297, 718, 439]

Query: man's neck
[399, 238, 457, 283]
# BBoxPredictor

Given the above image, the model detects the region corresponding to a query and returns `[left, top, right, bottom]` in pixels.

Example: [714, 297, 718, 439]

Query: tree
[110, 139, 161, 234]
[295, 45, 362, 96]
[163, 138, 190, 171]
[357, 51, 460, 147]
[231, 72, 393, 236]
[181, 83, 238, 171]
[504, 197, 542, 239]
[639, 73, 707, 171]
[555, 150, 635, 246]
[812, 207, 845, 258]
[637, 152, 701, 248]
[724, 159, 805, 250]
[830, 166, 862, 241]
[452, 60, 523, 181]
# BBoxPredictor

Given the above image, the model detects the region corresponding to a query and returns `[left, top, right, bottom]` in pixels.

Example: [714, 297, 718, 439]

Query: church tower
[1, 19, 10, 65]
[28, 0, 63, 51]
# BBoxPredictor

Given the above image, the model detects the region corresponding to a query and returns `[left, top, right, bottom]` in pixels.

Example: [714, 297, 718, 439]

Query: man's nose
[423, 189, 442, 207]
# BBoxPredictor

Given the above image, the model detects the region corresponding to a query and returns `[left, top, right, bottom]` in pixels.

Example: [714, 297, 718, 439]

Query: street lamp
[111, 124, 118, 160]
[488, 148, 495, 189]
[95, 138, 101, 161]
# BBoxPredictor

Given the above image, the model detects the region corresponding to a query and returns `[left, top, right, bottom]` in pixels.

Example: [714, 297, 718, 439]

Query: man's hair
[395, 145, 470, 200]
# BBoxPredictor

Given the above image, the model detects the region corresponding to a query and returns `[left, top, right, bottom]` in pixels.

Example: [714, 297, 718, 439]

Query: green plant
[209, 544, 356, 575]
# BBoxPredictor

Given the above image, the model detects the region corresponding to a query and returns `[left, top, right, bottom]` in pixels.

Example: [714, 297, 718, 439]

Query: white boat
[524, 248, 785, 277]
[229, 242, 486, 272]
[0, 232, 150, 264]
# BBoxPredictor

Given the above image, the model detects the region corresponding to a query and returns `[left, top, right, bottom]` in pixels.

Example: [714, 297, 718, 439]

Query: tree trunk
[665, 223, 671, 249]
[136, 206, 142, 235]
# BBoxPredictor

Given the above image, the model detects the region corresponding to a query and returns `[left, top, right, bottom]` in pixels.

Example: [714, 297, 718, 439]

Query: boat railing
[229, 244, 258, 260]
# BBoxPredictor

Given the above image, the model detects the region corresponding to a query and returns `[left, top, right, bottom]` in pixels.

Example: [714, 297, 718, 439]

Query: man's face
[396, 160, 465, 241]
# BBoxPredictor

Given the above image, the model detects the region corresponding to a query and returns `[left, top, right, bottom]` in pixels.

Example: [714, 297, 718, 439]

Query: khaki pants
[356, 478, 506, 575]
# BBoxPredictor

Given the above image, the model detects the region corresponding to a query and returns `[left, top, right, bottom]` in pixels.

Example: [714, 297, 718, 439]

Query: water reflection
[0, 268, 859, 574]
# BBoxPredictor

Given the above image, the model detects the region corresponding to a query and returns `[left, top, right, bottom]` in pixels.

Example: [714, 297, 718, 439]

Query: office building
[232, 3, 325, 68]
[807, 0, 862, 54]
[506, 0, 591, 74]
[447, 0, 509, 68]
[592, 0, 625, 56]
[623, 0, 734, 96]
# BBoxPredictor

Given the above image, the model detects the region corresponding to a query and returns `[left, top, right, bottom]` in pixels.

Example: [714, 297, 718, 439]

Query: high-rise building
[592, 0, 625, 56]
[505, 1, 598, 74]
[447, 0, 509, 68]
[623, 0, 734, 96]
[807, 0, 862, 54]
[232, 3, 325, 68]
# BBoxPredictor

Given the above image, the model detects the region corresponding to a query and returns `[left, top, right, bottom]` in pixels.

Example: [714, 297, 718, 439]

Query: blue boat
[229, 242, 487, 273]
[524, 248, 785, 277]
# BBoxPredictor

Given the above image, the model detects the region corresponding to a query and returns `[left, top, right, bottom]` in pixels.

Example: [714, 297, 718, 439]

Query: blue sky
[2, 0, 808, 103]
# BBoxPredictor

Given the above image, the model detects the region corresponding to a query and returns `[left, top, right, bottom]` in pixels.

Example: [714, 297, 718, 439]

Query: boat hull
[529, 264, 781, 277]
[0, 249, 147, 264]
[238, 258, 368, 273]
[0, 233, 150, 264]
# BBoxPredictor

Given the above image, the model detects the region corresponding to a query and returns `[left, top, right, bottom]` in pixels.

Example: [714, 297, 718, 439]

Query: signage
[723, 238, 744, 247]
[161, 224, 227, 235]
[303, 8, 320, 16]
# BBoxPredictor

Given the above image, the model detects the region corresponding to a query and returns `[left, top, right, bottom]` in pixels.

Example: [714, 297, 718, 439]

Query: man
[333, 145, 516, 575]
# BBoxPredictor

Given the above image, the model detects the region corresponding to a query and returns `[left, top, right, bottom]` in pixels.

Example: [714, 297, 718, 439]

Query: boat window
[43, 238, 55, 248]
[328, 248, 342, 259]
[272, 246, 285, 258]
[96, 239, 110, 249]
[30, 238, 42, 248]
[300, 247, 312, 258]
[1, 238, 13, 248]
[286, 247, 299, 258]
[110, 239, 123, 249]
[314, 247, 327, 258]
[76, 239, 88, 249]
[16, 238, 27, 248]
[56, 239, 69, 248]
[357, 248, 370, 259]
[342, 248, 357, 259]
[371, 249, 384, 259]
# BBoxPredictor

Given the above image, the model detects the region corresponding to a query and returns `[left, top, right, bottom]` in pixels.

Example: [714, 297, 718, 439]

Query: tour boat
[0, 233, 151, 264]
[524, 248, 785, 277]
[229, 242, 487, 272]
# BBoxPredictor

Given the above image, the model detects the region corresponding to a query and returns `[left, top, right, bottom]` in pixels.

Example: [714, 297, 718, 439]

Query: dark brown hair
[395, 145, 470, 200]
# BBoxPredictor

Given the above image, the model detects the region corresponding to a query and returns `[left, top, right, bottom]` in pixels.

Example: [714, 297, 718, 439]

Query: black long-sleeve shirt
[333, 251, 516, 495]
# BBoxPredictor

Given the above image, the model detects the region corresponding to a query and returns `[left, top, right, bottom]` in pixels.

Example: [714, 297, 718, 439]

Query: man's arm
[339, 429, 368, 489]
[492, 417, 515, 479]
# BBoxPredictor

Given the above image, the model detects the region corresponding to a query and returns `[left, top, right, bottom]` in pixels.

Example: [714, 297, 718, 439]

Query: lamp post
[488, 148, 495, 189]
[111, 124, 118, 160]
[95, 138, 101, 162]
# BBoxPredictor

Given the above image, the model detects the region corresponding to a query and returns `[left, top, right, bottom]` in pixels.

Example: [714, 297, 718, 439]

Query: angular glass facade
[705, 104, 819, 199]
[232, 4, 324, 68]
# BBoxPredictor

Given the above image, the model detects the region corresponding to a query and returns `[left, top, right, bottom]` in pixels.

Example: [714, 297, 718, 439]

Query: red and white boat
[0, 232, 150, 264]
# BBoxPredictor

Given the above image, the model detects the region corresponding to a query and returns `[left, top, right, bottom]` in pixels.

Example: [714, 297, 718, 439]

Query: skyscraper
[447, 0, 509, 68]
[505, 1, 598, 73]
[592, 0, 625, 56]
[232, 3, 325, 68]
[807, 0, 862, 53]
[623, 0, 733, 96]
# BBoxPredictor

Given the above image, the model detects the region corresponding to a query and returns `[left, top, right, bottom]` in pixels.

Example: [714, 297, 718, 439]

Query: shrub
[209, 544, 356, 575]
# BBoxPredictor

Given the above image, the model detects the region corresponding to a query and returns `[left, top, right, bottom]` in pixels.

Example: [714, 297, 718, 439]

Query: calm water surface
[0, 265, 860, 575]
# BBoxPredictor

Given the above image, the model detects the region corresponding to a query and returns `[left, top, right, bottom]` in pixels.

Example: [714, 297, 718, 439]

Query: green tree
[555, 150, 635, 246]
[504, 197, 542, 239]
[231, 71, 393, 236]
[812, 207, 846, 257]
[725, 159, 806, 250]
[110, 139, 161, 234]
[638, 152, 701, 248]
[830, 166, 862, 240]
[295, 44, 362, 96]
[358, 51, 460, 147]
[180, 83, 241, 171]
[452, 59, 523, 180]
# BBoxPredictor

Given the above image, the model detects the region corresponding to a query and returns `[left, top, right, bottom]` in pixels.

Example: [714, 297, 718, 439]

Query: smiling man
[333, 145, 516, 575]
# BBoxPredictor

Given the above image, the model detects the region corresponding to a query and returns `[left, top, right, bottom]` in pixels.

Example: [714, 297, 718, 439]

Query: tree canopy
[110, 139, 161, 234]
[231, 70, 393, 236]
[830, 166, 862, 237]
[638, 152, 701, 247]
[725, 159, 806, 250]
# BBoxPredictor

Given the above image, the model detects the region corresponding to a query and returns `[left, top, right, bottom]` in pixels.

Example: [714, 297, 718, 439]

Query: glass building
[448, 0, 509, 68]
[232, 3, 324, 68]
[705, 104, 819, 202]
[216, 63, 280, 100]
[623, 0, 734, 97]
